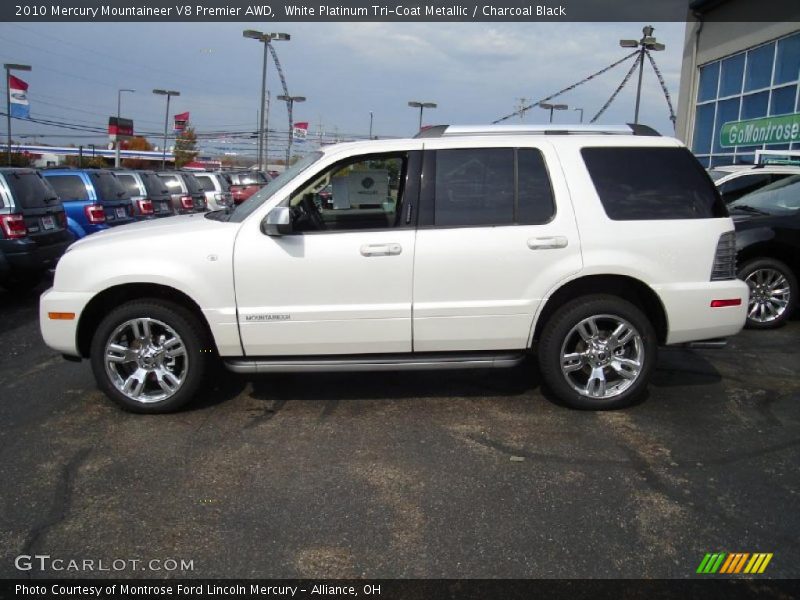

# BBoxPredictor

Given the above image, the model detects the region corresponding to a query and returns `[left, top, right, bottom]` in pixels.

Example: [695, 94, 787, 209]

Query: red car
[226, 171, 270, 204]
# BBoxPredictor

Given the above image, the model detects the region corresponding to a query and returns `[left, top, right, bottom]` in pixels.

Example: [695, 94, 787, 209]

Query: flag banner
[9, 75, 30, 119]
[174, 111, 190, 131]
[293, 121, 308, 139]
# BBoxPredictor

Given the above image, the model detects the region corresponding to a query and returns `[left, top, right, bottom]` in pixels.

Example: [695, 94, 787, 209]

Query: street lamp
[243, 30, 290, 169]
[4, 63, 31, 165]
[620, 25, 666, 125]
[115, 88, 135, 167]
[408, 101, 437, 132]
[277, 94, 305, 164]
[574, 107, 584, 123]
[539, 103, 568, 123]
[152, 89, 180, 170]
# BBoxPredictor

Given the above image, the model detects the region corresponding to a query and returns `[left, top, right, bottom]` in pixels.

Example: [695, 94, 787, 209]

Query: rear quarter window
[45, 174, 90, 201]
[194, 174, 214, 192]
[4, 171, 55, 209]
[581, 147, 726, 220]
[159, 174, 182, 191]
[90, 171, 128, 201]
[116, 174, 142, 195]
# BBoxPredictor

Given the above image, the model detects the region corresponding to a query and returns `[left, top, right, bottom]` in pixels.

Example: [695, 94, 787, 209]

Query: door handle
[360, 243, 402, 257]
[527, 236, 568, 250]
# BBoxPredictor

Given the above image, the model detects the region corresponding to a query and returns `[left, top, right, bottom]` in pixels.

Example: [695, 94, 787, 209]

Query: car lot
[1, 282, 798, 579]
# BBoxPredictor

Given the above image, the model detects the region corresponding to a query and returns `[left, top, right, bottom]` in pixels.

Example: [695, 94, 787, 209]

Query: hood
[69, 213, 234, 251]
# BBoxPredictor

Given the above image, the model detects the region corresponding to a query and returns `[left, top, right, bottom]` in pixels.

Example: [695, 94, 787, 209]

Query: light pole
[408, 101, 437, 132]
[115, 88, 134, 167]
[539, 102, 568, 123]
[4, 63, 31, 165]
[574, 107, 584, 123]
[243, 30, 290, 170]
[369, 111, 373, 139]
[620, 25, 665, 125]
[152, 89, 180, 170]
[277, 94, 305, 165]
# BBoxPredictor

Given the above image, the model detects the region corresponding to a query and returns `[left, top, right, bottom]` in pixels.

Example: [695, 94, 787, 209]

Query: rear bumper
[656, 280, 749, 345]
[0, 234, 74, 279]
[39, 288, 94, 356]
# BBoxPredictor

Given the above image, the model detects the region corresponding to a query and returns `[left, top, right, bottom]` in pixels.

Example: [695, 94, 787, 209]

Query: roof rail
[414, 123, 661, 138]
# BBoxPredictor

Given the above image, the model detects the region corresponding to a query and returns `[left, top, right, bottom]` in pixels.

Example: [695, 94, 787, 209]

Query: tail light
[56, 212, 67, 228]
[84, 204, 106, 224]
[0, 214, 27, 239]
[710, 231, 737, 281]
[180, 195, 194, 210]
[136, 199, 154, 215]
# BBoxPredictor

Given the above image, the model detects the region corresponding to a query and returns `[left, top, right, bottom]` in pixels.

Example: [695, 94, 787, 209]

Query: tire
[738, 257, 797, 330]
[90, 299, 214, 413]
[537, 294, 658, 410]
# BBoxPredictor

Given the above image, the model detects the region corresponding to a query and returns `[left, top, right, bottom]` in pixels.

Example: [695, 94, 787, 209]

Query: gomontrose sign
[720, 113, 800, 148]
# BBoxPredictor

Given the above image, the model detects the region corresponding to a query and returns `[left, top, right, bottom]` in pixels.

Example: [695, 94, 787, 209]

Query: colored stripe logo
[697, 552, 773, 574]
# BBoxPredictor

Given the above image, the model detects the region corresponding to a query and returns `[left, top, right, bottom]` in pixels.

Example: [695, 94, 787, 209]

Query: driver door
[233, 148, 421, 356]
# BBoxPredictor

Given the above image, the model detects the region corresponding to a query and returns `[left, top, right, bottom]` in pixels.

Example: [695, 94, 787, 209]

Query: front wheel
[537, 295, 657, 410]
[738, 258, 797, 329]
[90, 300, 213, 413]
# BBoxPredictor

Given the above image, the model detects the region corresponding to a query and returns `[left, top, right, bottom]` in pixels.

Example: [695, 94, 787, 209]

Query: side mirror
[262, 206, 292, 236]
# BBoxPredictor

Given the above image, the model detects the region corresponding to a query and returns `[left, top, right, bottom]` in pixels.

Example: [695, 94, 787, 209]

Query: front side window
[582, 146, 727, 220]
[430, 147, 555, 227]
[288, 153, 409, 232]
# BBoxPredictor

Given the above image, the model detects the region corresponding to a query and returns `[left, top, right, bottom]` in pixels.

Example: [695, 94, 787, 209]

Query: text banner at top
[3, 0, 800, 22]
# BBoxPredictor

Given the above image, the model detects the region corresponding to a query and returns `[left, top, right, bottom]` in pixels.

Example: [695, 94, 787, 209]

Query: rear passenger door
[412, 142, 582, 352]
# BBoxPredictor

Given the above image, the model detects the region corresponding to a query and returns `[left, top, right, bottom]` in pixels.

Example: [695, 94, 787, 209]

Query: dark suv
[158, 171, 207, 214]
[0, 168, 74, 292]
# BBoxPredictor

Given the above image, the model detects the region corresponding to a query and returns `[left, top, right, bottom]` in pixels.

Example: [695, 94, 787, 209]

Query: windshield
[728, 175, 800, 216]
[232, 171, 269, 186]
[228, 152, 324, 223]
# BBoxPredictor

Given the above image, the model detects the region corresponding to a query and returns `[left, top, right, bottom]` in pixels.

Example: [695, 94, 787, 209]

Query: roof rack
[415, 123, 660, 138]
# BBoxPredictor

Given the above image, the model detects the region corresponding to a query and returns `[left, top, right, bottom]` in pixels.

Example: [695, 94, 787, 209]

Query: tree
[64, 154, 109, 168]
[0, 151, 32, 167]
[121, 136, 154, 170]
[174, 125, 198, 169]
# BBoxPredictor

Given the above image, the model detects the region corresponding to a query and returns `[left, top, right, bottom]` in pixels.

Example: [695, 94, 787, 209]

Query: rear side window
[194, 174, 214, 192]
[90, 171, 128, 201]
[4, 172, 55, 209]
[432, 148, 555, 227]
[46, 174, 90, 201]
[182, 174, 203, 194]
[718, 173, 793, 203]
[581, 147, 726, 220]
[159, 174, 182, 190]
[116, 174, 141, 195]
[214, 174, 230, 191]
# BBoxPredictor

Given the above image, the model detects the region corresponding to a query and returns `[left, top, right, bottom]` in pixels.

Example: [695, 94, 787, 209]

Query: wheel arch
[76, 283, 215, 358]
[737, 241, 800, 280]
[530, 274, 669, 345]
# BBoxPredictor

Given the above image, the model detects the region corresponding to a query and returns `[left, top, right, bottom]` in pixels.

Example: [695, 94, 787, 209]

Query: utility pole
[153, 89, 180, 170]
[369, 111, 373, 139]
[115, 88, 134, 167]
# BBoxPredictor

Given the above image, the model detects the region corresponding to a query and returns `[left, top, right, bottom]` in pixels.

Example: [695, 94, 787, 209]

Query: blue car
[41, 169, 136, 239]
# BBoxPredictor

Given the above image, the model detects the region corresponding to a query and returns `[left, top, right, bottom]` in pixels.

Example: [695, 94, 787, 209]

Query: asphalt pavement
[1, 282, 798, 579]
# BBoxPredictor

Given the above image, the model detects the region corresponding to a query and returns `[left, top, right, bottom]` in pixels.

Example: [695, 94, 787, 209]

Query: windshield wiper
[730, 204, 769, 215]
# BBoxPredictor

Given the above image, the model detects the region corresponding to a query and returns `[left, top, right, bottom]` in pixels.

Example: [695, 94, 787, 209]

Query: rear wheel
[90, 300, 213, 413]
[537, 295, 657, 410]
[738, 258, 797, 329]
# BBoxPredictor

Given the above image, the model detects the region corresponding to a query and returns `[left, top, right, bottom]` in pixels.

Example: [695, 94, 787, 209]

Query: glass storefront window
[713, 97, 741, 154]
[770, 85, 798, 115]
[719, 53, 745, 97]
[774, 32, 800, 85]
[698, 62, 720, 102]
[692, 103, 715, 155]
[745, 43, 775, 91]
[741, 91, 769, 119]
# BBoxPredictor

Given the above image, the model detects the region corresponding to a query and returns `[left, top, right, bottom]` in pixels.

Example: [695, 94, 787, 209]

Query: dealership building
[675, 0, 800, 166]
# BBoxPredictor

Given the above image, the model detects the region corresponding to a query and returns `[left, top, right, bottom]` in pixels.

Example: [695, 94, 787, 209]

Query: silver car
[192, 172, 233, 211]
[115, 170, 175, 219]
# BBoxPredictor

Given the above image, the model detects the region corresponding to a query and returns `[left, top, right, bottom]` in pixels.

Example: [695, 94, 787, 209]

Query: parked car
[114, 170, 175, 219]
[0, 168, 73, 292]
[41, 124, 747, 413]
[192, 172, 233, 211]
[709, 164, 800, 203]
[42, 169, 135, 239]
[226, 170, 270, 204]
[728, 174, 800, 329]
[157, 171, 207, 214]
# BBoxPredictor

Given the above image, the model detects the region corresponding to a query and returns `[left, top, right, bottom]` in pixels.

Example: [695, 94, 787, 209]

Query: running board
[224, 352, 526, 374]
[683, 338, 728, 349]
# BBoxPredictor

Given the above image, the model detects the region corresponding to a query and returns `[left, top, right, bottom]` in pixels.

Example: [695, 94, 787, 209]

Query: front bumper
[39, 288, 95, 357]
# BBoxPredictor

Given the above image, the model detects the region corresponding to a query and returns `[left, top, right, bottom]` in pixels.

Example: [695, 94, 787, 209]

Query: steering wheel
[300, 193, 326, 231]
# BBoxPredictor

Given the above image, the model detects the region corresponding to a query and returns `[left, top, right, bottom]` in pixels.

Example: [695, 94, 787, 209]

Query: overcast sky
[0, 21, 687, 157]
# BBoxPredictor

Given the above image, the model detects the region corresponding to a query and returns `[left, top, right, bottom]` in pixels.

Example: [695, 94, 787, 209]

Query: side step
[224, 352, 527, 374]
[683, 338, 728, 349]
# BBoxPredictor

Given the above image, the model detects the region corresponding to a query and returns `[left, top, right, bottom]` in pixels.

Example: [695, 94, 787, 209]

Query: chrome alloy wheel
[559, 314, 644, 400]
[744, 268, 791, 324]
[104, 318, 188, 404]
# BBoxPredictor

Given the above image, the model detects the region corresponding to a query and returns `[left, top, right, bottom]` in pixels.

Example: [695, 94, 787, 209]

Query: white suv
[40, 124, 748, 412]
